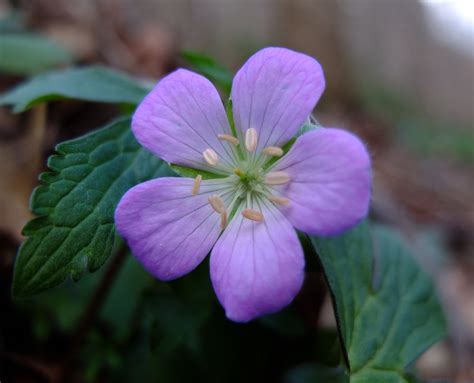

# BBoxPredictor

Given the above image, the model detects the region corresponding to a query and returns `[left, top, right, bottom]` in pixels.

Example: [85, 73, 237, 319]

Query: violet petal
[210, 200, 305, 322]
[115, 177, 231, 280]
[271, 128, 371, 236]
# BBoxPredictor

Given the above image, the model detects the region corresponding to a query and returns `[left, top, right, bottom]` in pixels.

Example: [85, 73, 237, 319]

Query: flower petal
[115, 177, 233, 280]
[271, 128, 371, 236]
[132, 69, 237, 174]
[210, 199, 305, 322]
[231, 47, 325, 152]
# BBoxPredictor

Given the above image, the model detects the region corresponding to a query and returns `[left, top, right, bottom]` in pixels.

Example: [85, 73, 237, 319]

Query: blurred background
[0, 0, 473, 382]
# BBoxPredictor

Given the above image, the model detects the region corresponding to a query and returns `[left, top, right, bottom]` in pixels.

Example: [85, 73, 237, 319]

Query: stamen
[234, 168, 244, 177]
[208, 195, 225, 214]
[245, 128, 258, 152]
[262, 146, 284, 157]
[191, 175, 202, 195]
[218, 134, 239, 145]
[268, 194, 290, 206]
[242, 208, 264, 221]
[264, 171, 291, 185]
[220, 211, 227, 229]
[203, 148, 219, 166]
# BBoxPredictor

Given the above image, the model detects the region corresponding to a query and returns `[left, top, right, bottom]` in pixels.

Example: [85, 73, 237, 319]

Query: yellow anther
[242, 208, 264, 221]
[208, 195, 226, 214]
[245, 128, 258, 152]
[264, 171, 291, 185]
[220, 211, 228, 230]
[262, 146, 284, 157]
[234, 168, 245, 177]
[191, 175, 202, 195]
[218, 134, 240, 145]
[268, 194, 290, 206]
[203, 148, 219, 166]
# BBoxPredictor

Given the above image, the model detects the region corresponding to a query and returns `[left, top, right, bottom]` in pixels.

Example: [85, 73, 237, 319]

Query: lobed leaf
[0, 66, 149, 112]
[0, 33, 73, 75]
[12, 118, 173, 297]
[311, 222, 447, 382]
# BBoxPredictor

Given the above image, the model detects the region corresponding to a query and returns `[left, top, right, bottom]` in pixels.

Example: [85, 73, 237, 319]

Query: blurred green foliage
[0, 66, 149, 112]
[182, 50, 233, 95]
[0, 33, 73, 75]
[358, 82, 474, 163]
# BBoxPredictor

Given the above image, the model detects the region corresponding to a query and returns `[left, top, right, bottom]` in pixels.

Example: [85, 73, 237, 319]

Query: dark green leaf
[0, 66, 149, 112]
[0, 33, 73, 75]
[12, 118, 173, 297]
[310, 222, 447, 382]
[100, 255, 156, 338]
[182, 50, 232, 95]
[168, 163, 225, 180]
[284, 364, 348, 383]
[21, 252, 154, 342]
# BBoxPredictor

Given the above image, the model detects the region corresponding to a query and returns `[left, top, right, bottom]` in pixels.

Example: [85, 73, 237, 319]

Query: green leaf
[181, 50, 232, 95]
[0, 66, 149, 112]
[310, 222, 447, 382]
[0, 33, 73, 75]
[169, 164, 225, 180]
[285, 364, 348, 383]
[0, 11, 25, 33]
[101, 255, 156, 338]
[12, 118, 173, 297]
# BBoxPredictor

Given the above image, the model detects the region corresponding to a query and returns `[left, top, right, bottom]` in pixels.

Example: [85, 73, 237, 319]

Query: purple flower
[115, 47, 371, 322]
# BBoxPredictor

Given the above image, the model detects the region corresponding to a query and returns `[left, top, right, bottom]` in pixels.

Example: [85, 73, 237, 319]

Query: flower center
[234, 168, 262, 192]
[197, 128, 291, 229]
